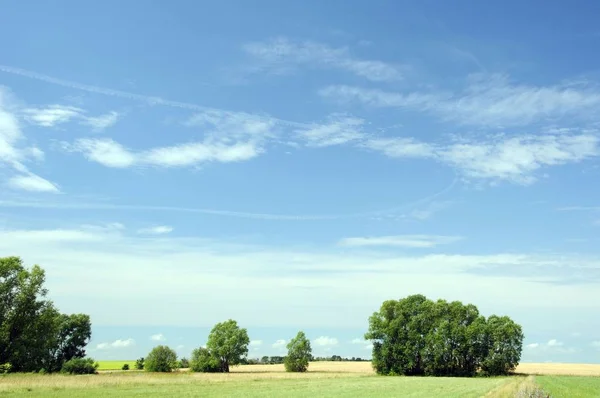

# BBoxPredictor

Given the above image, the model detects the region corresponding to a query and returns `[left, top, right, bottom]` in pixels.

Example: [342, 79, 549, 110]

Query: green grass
[535, 375, 600, 398]
[0, 373, 511, 398]
[96, 360, 135, 370]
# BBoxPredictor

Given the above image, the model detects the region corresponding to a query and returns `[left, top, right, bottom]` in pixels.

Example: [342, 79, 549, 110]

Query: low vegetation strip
[96, 361, 134, 370]
[0, 371, 509, 398]
[535, 375, 600, 398]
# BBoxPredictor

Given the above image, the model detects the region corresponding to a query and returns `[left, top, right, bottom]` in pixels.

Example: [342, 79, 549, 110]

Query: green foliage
[122, 363, 129, 370]
[144, 346, 178, 372]
[178, 358, 189, 368]
[365, 294, 523, 377]
[0, 362, 12, 374]
[205, 319, 250, 372]
[61, 358, 98, 374]
[0, 257, 92, 373]
[284, 331, 312, 372]
[189, 347, 221, 373]
[135, 357, 144, 370]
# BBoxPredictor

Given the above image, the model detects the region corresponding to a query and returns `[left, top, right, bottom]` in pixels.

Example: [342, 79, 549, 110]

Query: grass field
[97, 360, 134, 370]
[1, 362, 598, 397]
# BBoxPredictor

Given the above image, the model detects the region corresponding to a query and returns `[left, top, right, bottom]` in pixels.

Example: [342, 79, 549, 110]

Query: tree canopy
[284, 331, 312, 372]
[144, 345, 178, 372]
[365, 294, 523, 376]
[0, 256, 91, 373]
[205, 319, 250, 372]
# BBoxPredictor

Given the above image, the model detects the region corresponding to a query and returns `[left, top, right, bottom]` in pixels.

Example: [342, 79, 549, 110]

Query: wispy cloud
[249, 340, 262, 347]
[23, 105, 82, 127]
[243, 37, 404, 82]
[0, 87, 60, 192]
[137, 226, 173, 235]
[365, 132, 600, 185]
[96, 338, 135, 350]
[62, 138, 261, 168]
[339, 235, 463, 248]
[82, 111, 120, 131]
[7, 173, 59, 193]
[320, 74, 600, 127]
[150, 333, 166, 342]
[297, 114, 366, 147]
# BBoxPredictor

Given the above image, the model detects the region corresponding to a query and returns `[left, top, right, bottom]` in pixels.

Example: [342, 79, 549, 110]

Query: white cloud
[547, 339, 563, 347]
[592, 341, 600, 349]
[137, 226, 173, 235]
[1, 224, 599, 335]
[313, 336, 338, 346]
[150, 333, 166, 342]
[526, 343, 539, 349]
[23, 105, 82, 127]
[64, 138, 261, 168]
[320, 75, 600, 126]
[82, 111, 119, 131]
[7, 173, 59, 193]
[339, 235, 463, 248]
[249, 340, 262, 348]
[365, 132, 600, 185]
[272, 339, 286, 349]
[244, 37, 403, 82]
[96, 338, 135, 350]
[297, 114, 366, 147]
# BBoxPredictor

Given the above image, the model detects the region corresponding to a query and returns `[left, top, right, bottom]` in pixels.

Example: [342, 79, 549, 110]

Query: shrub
[178, 358, 189, 368]
[189, 347, 221, 373]
[0, 363, 12, 374]
[145, 346, 178, 372]
[61, 358, 98, 374]
[122, 364, 129, 370]
[135, 357, 144, 370]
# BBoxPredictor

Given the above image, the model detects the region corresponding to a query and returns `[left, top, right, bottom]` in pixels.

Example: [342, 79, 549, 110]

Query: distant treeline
[243, 355, 370, 365]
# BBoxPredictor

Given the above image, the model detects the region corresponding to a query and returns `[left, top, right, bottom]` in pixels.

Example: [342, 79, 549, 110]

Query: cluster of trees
[0, 257, 92, 373]
[365, 294, 524, 376]
[1, 258, 524, 377]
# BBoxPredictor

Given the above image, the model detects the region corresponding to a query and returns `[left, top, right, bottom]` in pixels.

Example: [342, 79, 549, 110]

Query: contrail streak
[0, 175, 457, 221]
[0, 64, 309, 128]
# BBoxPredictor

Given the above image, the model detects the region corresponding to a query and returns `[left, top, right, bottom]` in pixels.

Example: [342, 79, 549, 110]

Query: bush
[178, 358, 189, 368]
[135, 357, 144, 370]
[122, 364, 129, 370]
[61, 358, 98, 375]
[189, 347, 221, 373]
[145, 346, 178, 372]
[0, 363, 12, 374]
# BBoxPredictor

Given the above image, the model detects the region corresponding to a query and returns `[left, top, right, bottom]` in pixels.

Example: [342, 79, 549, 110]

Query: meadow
[1, 362, 599, 397]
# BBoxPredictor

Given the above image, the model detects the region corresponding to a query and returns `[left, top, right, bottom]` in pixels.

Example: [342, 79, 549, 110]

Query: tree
[365, 294, 524, 377]
[135, 357, 145, 370]
[480, 315, 524, 375]
[205, 319, 250, 372]
[0, 257, 91, 373]
[284, 331, 312, 372]
[144, 345, 178, 372]
[189, 347, 220, 372]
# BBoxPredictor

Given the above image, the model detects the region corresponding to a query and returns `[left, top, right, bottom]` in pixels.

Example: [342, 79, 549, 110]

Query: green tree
[144, 345, 178, 372]
[135, 357, 145, 370]
[205, 319, 250, 372]
[366, 294, 523, 377]
[189, 347, 220, 372]
[480, 315, 524, 375]
[284, 331, 312, 372]
[0, 257, 91, 373]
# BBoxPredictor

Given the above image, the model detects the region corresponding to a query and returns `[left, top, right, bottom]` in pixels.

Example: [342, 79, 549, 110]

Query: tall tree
[284, 331, 312, 372]
[0, 257, 91, 372]
[205, 319, 249, 372]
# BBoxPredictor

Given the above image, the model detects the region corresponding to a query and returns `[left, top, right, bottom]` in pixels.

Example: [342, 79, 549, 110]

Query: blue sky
[1, 0, 600, 362]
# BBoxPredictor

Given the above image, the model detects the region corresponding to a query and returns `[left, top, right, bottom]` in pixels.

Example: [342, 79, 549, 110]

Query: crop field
[1, 362, 598, 397]
[97, 360, 134, 370]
